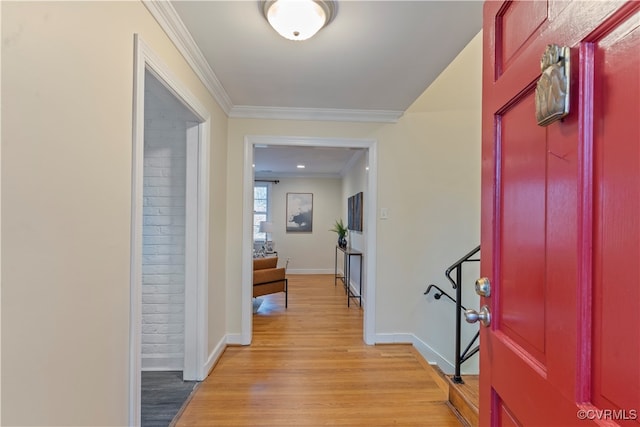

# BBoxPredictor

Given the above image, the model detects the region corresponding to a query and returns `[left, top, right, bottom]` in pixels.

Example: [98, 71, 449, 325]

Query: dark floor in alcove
[141, 371, 199, 427]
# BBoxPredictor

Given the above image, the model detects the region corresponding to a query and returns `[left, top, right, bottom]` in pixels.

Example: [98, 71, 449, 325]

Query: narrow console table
[334, 246, 363, 307]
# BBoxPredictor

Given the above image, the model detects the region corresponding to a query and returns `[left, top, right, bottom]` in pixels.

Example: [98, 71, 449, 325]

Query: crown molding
[255, 172, 342, 179]
[143, 0, 233, 114]
[230, 105, 403, 123]
[143, 1, 404, 123]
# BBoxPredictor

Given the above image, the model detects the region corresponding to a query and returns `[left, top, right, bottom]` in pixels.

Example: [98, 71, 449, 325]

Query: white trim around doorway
[130, 35, 210, 427]
[241, 136, 378, 346]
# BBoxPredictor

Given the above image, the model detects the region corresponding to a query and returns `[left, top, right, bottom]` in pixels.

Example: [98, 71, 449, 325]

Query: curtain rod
[255, 179, 280, 184]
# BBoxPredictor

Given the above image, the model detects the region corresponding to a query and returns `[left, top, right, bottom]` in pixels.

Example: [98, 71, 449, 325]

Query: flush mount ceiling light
[262, 0, 336, 41]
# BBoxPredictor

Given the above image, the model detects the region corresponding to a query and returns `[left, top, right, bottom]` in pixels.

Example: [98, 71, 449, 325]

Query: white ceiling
[149, 0, 483, 175]
[254, 145, 365, 178]
[171, 0, 483, 114]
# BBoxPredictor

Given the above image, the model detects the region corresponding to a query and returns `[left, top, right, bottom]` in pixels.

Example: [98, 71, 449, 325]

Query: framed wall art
[348, 192, 363, 232]
[286, 192, 313, 232]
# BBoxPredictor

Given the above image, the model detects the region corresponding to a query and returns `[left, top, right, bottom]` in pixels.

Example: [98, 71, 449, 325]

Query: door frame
[130, 35, 210, 426]
[240, 135, 378, 345]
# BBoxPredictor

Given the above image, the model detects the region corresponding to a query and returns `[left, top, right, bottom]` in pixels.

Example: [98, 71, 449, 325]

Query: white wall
[375, 32, 482, 373]
[268, 177, 342, 273]
[341, 151, 368, 298]
[226, 32, 482, 374]
[142, 79, 193, 371]
[1, 2, 228, 425]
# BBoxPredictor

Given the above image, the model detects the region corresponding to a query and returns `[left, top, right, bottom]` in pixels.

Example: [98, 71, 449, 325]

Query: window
[253, 183, 271, 241]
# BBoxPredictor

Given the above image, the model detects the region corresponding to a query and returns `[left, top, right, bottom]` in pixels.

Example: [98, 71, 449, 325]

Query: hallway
[174, 274, 462, 426]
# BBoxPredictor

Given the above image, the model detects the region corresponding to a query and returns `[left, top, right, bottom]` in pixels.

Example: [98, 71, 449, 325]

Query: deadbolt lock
[475, 277, 491, 297]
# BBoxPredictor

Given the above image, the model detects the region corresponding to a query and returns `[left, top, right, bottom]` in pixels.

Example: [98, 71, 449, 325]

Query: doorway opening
[130, 35, 211, 426]
[240, 136, 378, 346]
[139, 70, 200, 426]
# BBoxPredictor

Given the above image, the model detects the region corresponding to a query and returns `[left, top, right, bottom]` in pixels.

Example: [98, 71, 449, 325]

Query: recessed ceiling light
[297, 164, 306, 169]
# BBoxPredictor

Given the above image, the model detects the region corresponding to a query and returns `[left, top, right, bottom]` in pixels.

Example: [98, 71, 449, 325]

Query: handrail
[425, 245, 480, 384]
[424, 284, 468, 311]
[445, 245, 481, 289]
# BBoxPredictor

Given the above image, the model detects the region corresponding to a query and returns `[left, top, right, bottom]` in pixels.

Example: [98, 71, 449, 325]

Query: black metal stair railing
[424, 245, 480, 384]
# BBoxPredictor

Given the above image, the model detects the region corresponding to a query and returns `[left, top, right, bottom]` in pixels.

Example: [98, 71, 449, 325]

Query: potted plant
[330, 219, 348, 249]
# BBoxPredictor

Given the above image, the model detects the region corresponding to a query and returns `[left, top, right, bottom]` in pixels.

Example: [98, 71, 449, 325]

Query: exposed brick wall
[141, 108, 186, 371]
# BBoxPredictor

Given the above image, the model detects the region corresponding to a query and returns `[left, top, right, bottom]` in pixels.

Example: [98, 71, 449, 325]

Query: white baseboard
[287, 268, 334, 275]
[202, 336, 228, 377]
[225, 333, 245, 346]
[374, 333, 414, 344]
[348, 280, 361, 297]
[374, 333, 455, 374]
[410, 334, 455, 374]
[141, 354, 183, 371]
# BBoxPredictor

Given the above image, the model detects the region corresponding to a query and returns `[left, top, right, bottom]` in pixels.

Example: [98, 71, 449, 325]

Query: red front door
[481, 1, 639, 426]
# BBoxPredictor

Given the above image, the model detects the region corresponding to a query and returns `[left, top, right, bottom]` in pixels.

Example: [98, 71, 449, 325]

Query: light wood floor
[175, 274, 463, 426]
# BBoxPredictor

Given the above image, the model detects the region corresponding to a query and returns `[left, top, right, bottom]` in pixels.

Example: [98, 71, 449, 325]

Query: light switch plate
[380, 208, 389, 219]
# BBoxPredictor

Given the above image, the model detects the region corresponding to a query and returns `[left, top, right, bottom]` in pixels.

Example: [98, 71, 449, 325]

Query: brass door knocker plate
[535, 44, 570, 126]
